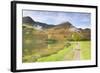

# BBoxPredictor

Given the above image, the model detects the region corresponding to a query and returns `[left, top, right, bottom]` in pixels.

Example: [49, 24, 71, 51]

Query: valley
[22, 16, 91, 63]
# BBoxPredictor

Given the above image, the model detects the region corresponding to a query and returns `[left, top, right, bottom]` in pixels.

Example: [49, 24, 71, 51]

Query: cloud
[23, 10, 91, 28]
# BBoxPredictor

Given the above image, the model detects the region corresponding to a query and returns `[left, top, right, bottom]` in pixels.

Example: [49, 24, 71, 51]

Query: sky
[23, 10, 91, 29]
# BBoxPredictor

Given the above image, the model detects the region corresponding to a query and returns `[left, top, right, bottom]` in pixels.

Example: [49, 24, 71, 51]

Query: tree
[72, 32, 81, 41]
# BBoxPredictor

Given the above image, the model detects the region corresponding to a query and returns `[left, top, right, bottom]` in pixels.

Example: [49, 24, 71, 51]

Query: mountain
[57, 22, 74, 28]
[23, 16, 35, 26]
[22, 16, 77, 29]
[22, 16, 91, 41]
[22, 16, 78, 30]
[23, 16, 55, 29]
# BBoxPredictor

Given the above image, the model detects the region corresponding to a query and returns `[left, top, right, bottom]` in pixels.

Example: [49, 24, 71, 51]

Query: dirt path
[63, 42, 81, 60]
[73, 43, 81, 60]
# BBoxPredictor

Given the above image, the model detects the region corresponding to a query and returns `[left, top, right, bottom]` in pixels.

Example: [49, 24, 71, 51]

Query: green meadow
[37, 41, 91, 62]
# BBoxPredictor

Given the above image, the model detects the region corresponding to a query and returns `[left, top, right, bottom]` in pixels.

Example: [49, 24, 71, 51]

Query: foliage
[72, 32, 81, 41]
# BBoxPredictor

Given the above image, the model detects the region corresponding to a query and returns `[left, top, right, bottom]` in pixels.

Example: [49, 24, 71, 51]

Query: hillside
[22, 16, 90, 41]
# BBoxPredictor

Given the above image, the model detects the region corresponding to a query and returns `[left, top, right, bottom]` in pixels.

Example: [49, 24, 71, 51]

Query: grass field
[37, 41, 91, 62]
[80, 41, 91, 60]
[22, 41, 91, 62]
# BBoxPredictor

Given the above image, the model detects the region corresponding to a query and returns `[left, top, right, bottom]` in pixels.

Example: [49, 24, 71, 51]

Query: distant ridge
[22, 16, 91, 41]
[22, 16, 76, 29]
[22, 16, 35, 26]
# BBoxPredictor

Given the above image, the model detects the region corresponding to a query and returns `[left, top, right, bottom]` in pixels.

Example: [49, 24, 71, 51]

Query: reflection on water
[22, 39, 67, 62]
[31, 40, 66, 56]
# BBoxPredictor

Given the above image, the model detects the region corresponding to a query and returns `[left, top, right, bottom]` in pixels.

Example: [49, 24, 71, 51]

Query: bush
[65, 42, 71, 47]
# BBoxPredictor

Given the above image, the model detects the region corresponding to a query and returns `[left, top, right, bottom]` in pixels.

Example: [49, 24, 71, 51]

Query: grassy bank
[37, 41, 91, 62]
